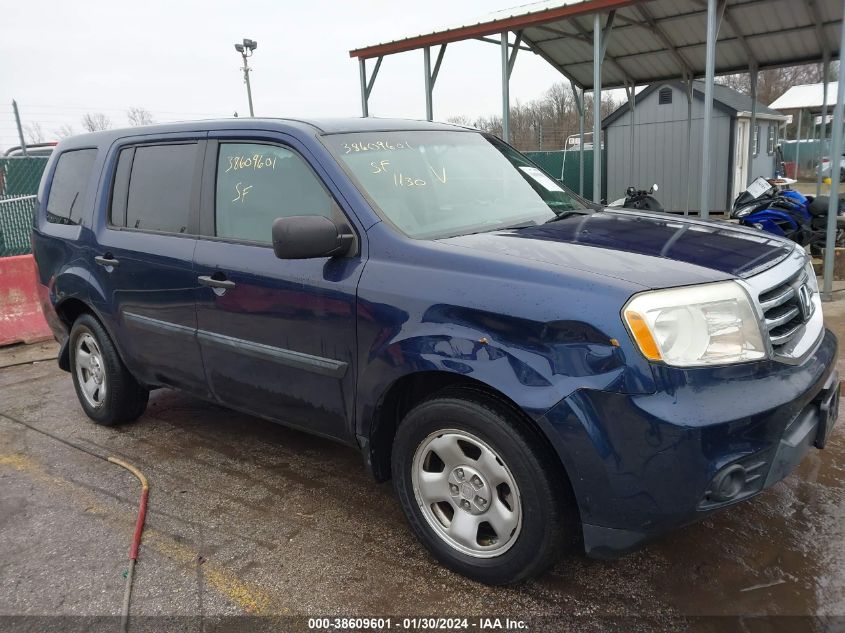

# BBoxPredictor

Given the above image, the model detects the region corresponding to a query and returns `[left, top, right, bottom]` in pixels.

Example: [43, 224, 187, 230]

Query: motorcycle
[730, 176, 845, 255]
[608, 183, 664, 211]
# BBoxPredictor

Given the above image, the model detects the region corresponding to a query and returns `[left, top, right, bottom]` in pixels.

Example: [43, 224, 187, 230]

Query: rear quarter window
[124, 143, 196, 233]
[46, 148, 97, 225]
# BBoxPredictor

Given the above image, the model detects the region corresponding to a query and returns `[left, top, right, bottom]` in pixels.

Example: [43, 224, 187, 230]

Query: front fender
[354, 301, 654, 440]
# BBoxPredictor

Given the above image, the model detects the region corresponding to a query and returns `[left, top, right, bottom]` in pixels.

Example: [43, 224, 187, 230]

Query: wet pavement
[0, 338, 843, 632]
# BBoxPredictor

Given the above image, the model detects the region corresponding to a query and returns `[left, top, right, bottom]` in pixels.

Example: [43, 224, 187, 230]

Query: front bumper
[540, 328, 839, 559]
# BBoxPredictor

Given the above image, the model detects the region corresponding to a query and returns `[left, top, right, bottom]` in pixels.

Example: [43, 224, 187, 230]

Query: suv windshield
[323, 131, 586, 239]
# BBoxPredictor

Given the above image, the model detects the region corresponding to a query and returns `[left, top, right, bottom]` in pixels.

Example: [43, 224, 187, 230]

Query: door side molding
[124, 313, 349, 378]
[124, 312, 196, 337]
[197, 330, 348, 378]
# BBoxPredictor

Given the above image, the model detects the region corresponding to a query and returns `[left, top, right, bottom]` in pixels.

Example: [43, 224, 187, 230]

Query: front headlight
[623, 281, 767, 367]
[805, 260, 819, 293]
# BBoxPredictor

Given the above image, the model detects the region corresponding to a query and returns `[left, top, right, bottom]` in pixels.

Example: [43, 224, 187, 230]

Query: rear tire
[392, 390, 576, 585]
[69, 314, 148, 426]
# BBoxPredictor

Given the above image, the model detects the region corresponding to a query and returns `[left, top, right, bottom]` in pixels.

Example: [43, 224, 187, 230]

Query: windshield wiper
[544, 209, 590, 224]
[494, 219, 539, 231]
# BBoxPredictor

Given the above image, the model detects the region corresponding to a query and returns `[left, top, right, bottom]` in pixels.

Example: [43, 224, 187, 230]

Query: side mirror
[272, 215, 353, 259]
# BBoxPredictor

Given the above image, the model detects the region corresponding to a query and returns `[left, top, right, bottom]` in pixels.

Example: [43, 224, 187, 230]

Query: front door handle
[94, 255, 120, 268]
[198, 275, 236, 290]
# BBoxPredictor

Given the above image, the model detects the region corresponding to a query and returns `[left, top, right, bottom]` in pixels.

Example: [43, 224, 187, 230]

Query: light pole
[234, 38, 257, 117]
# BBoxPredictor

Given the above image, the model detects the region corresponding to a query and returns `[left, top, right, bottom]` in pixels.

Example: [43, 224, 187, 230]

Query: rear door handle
[197, 275, 236, 290]
[94, 255, 120, 268]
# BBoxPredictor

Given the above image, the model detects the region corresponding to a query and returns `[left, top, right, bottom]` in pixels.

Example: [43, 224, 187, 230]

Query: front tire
[69, 314, 148, 425]
[392, 390, 575, 585]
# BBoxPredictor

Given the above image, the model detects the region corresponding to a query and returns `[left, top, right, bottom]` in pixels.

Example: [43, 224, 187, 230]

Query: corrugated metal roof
[769, 81, 841, 110]
[350, 0, 843, 91]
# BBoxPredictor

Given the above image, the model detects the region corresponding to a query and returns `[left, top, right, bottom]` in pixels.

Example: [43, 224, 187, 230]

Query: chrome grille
[744, 248, 821, 362]
[758, 270, 808, 349]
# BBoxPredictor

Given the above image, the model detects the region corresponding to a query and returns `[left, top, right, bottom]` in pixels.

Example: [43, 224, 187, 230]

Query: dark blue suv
[33, 118, 839, 584]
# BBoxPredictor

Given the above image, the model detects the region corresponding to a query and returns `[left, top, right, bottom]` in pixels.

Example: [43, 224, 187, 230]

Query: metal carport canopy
[349, 0, 845, 300]
[348, 0, 842, 90]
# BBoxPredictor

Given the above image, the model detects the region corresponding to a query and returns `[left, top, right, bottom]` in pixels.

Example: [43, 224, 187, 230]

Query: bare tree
[81, 112, 112, 132]
[717, 61, 839, 106]
[54, 124, 76, 139]
[127, 106, 155, 127]
[25, 122, 44, 144]
[442, 85, 618, 152]
[446, 115, 475, 127]
[716, 62, 841, 138]
[544, 82, 573, 123]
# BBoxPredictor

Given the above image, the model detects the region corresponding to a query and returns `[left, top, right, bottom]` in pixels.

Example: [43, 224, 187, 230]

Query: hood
[438, 209, 794, 289]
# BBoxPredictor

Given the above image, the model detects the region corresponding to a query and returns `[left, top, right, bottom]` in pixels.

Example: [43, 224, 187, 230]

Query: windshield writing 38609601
[343, 140, 413, 153]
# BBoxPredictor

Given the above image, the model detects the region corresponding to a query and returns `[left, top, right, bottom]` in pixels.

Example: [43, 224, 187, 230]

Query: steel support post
[593, 14, 602, 203]
[811, 120, 815, 151]
[817, 54, 831, 196]
[747, 65, 758, 185]
[628, 83, 636, 186]
[359, 59, 369, 117]
[795, 109, 803, 180]
[502, 32, 510, 143]
[822, 10, 845, 301]
[359, 56, 383, 118]
[685, 78, 693, 215]
[699, 0, 721, 218]
[500, 33, 522, 143]
[579, 105, 586, 197]
[570, 81, 586, 196]
[424, 47, 433, 121]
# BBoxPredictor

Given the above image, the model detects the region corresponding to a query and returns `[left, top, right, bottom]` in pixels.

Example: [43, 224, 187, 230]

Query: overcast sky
[0, 0, 575, 151]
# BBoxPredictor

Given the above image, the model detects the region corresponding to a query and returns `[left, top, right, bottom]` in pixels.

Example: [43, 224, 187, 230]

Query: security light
[233, 37, 257, 116]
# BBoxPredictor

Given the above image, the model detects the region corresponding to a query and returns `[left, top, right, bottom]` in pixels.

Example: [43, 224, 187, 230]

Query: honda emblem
[797, 284, 813, 321]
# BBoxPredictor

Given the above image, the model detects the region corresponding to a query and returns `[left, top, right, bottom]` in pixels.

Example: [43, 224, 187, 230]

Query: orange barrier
[0, 254, 53, 346]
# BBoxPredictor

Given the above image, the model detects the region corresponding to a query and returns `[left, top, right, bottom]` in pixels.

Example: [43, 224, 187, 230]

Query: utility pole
[12, 100, 28, 156]
[234, 38, 257, 117]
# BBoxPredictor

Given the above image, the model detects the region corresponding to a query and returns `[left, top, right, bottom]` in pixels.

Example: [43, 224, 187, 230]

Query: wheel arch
[55, 297, 129, 374]
[363, 370, 576, 506]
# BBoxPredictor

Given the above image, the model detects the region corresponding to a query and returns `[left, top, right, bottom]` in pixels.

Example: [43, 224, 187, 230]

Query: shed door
[733, 119, 749, 202]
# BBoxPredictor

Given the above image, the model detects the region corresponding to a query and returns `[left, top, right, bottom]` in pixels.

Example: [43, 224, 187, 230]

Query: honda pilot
[33, 118, 839, 585]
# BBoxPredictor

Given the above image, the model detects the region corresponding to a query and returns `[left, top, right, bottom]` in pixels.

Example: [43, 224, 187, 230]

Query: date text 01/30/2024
[307, 617, 528, 630]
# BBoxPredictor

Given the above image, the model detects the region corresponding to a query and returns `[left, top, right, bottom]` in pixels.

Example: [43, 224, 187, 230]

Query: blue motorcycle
[731, 177, 844, 256]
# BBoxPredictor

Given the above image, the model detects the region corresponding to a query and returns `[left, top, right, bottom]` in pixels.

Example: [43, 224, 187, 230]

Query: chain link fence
[780, 139, 833, 178]
[525, 148, 606, 201]
[0, 157, 48, 257]
[0, 195, 37, 256]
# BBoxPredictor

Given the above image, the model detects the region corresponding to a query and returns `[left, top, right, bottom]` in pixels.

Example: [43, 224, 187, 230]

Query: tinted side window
[46, 148, 97, 225]
[215, 143, 333, 243]
[126, 144, 196, 233]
